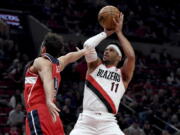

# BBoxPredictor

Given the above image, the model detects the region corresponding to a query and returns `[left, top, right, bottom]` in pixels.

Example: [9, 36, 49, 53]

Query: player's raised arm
[114, 13, 135, 88]
[83, 30, 114, 74]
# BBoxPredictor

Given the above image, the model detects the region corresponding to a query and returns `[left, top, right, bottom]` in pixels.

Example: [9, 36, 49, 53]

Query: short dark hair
[42, 32, 64, 58]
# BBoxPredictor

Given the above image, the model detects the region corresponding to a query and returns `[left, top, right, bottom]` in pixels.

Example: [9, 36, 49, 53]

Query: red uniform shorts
[25, 104, 64, 135]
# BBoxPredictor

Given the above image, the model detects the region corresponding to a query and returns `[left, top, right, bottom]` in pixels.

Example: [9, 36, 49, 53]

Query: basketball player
[24, 32, 89, 135]
[70, 13, 135, 135]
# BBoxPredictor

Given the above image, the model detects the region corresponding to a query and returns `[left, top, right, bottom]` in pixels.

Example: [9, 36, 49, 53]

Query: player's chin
[102, 58, 109, 63]
[102, 57, 107, 61]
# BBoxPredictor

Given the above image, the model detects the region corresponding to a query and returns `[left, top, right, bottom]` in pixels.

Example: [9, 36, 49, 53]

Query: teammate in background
[24, 32, 89, 135]
[70, 13, 135, 135]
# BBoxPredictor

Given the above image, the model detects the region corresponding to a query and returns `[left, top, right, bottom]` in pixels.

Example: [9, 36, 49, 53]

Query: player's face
[103, 47, 120, 63]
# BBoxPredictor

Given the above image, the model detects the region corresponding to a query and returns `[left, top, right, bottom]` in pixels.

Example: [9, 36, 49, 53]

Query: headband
[106, 44, 122, 57]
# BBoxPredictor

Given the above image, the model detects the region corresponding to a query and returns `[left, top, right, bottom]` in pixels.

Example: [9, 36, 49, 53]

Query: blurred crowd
[0, 19, 27, 135]
[1, 0, 179, 44]
[0, 0, 180, 135]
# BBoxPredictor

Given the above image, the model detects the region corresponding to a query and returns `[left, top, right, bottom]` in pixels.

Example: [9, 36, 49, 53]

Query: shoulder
[31, 57, 51, 72]
[9, 110, 15, 115]
[10, 95, 15, 100]
[34, 57, 49, 63]
[34, 57, 51, 67]
[88, 58, 102, 66]
[87, 58, 102, 73]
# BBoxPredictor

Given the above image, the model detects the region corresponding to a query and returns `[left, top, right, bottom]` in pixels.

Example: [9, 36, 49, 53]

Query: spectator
[124, 119, 146, 135]
[174, 132, 180, 135]
[161, 130, 171, 135]
[9, 89, 24, 109]
[7, 104, 24, 127]
[0, 19, 9, 39]
[9, 126, 19, 135]
[143, 121, 152, 135]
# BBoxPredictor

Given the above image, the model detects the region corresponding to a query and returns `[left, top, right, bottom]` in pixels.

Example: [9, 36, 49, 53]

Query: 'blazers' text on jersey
[84, 64, 126, 114]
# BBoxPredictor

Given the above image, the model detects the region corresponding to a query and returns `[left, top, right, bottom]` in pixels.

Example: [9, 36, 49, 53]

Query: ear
[41, 46, 46, 54]
[117, 55, 121, 61]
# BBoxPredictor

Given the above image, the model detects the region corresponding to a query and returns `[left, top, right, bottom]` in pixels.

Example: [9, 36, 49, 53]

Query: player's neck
[103, 61, 116, 67]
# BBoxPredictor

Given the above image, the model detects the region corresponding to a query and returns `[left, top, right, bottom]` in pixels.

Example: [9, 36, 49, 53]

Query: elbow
[127, 54, 136, 62]
[83, 40, 90, 48]
[128, 53, 135, 59]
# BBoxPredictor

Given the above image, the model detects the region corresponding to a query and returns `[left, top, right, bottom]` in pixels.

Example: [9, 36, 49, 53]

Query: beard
[102, 60, 111, 65]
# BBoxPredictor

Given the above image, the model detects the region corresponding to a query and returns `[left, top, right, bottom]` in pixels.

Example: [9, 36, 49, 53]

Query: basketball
[98, 5, 120, 30]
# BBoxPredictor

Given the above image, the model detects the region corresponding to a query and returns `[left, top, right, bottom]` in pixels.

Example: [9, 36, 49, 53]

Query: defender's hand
[52, 90, 57, 99]
[46, 100, 60, 122]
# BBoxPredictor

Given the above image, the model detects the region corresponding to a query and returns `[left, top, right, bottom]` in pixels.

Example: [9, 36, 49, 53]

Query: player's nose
[105, 49, 110, 53]
[104, 51, 108, 55]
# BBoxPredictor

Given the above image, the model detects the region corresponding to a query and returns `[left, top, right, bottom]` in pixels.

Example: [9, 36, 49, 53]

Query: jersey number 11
[111, 82, 119, 93]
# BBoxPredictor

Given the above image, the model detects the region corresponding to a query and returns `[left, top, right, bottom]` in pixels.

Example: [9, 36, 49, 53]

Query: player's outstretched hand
[46, 100, 60, 122]
[75, 47, 80, 51]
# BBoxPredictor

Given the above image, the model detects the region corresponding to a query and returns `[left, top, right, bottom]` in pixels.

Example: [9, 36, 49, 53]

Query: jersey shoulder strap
[42, 53, 59, 65]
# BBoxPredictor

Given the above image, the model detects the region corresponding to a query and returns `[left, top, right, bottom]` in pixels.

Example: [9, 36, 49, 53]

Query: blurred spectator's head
[174, 132, 180, 135]
[0, 19, 9, 39]
[9, 126, 18, 135]
[65, 98, 71, 106]
[15, 104, 22, 112]
[132, 119, 140, 129]
[161, 130, 170, 135]
[158, 89, 165, 97]
[144, 121, 150, 129]
[15, 89, 21, 95]
[171, 114, 178, 124]
[62, 105, 70, 114]
[152, 94, 159, 102]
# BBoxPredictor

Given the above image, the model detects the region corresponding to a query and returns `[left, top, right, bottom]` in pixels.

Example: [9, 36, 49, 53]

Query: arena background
[0, 0, 179, 134]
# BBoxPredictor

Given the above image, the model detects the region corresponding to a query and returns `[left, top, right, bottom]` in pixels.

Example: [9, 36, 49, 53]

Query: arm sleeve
[83, 32, 107, 63]
[83, 32, 107, 48]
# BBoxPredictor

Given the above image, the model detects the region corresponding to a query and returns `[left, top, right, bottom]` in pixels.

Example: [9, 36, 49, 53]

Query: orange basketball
[98, 5, 120, 30]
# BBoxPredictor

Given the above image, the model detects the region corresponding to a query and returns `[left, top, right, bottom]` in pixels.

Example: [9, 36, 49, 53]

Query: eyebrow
[105, 48, 108, 51]
[109, 48, 115, 51]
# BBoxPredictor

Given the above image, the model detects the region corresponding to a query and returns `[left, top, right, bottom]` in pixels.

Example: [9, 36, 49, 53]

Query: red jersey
[24, 53, 64, 135]
[24, 53, 61, 110]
